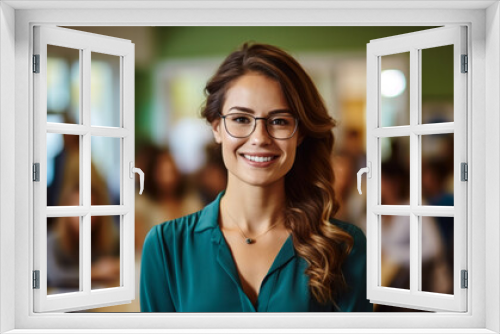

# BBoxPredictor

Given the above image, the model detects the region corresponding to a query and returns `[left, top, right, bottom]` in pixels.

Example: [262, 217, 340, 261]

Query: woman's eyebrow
[228, 106, 292, 115]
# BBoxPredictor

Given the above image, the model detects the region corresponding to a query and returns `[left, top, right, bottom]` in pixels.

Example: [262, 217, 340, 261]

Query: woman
[140, 43, 371, 312]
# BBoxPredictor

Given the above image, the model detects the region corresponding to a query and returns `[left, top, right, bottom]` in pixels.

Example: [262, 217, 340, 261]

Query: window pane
[47, 45, 80, 124]
[47, 133, 80, 206]
[421, 45, 454, 124]
[91, 52, 120, 127]
[380, 52, 410, 127]
[381, 136, 410, 205]
[91, 215, 120, 290]
[421, 134, 454, 206]
[381, 215, 410, 290]
[91, 136, 121, 206]
[421, 216, 454, 295]
[47, 217, 80, 295]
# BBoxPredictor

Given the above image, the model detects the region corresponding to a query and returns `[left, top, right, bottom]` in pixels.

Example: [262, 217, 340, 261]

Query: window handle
[357, 162, 371, 195]
[129, 161, 144, 195]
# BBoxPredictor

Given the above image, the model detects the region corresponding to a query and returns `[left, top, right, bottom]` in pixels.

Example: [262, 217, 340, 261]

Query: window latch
[129, 162, 144, 195]
[357, 162, 372, 195]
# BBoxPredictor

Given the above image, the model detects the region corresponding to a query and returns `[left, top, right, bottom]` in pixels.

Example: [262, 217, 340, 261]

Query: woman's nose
[251, 119, 272, 145]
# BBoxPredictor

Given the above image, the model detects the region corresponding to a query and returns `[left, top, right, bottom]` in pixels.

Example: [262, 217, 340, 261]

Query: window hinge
[33, 54, 40, 73]
[33, 270, 40, 289]
[461, 54, 468, 73]
[461, 162, 468, 181]
[461, 270, 468, 289]
[33, 163, 40, 182]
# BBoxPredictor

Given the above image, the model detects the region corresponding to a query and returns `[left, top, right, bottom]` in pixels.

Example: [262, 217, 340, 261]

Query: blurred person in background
[47, 157, 120, 294]
[140, 43, 372, 312]
[195, 142, 228, 205]
[332, 152, 367, 234]
[141, 145, 203, 231]
[422, 157, 454, 291]
[377, 161, 451, 311]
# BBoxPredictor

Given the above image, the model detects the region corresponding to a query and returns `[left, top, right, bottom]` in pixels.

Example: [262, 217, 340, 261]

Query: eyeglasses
[219, 113, 299, 140]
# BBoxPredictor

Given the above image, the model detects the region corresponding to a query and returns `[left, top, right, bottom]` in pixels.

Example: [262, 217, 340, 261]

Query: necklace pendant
[245, 238, 253, 244]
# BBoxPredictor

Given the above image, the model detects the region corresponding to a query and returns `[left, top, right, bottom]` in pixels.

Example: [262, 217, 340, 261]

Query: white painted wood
[372, 123, 454, 137]
[46, 123, 130, 137]
[3, 0, 497, 10]
[0, 2, 17, 333]
[82, 45, 92, 300]
[409, 46, 420, 296]
[32, 25, 135, 313]
[366, 26, 467, 312]
[372, 205, 454, 216]
[485, 3, 500, 333]
[7, 4, 491, 333]
[412, 123, 454, 135]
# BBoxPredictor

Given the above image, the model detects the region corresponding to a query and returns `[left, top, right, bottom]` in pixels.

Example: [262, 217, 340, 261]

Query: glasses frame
[218, 112, 299, 140]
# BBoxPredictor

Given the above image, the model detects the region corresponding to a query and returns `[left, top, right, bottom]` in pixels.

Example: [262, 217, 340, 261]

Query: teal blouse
[140, 193, 372, 312]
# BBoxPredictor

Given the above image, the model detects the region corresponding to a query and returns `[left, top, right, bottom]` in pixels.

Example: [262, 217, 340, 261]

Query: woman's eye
[270, 118, 289, 126]
[230, 116, 251, 124]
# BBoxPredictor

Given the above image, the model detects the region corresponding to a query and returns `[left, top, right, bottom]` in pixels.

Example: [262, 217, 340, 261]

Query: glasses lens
[224, 113, 255, 138]
[267, 115, 297, 139]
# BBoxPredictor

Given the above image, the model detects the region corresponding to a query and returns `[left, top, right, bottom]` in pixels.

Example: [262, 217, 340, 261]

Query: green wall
[154, 26, 452, 101]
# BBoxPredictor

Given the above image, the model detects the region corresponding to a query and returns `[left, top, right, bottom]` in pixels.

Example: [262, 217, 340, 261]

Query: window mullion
[82, 47, 91, 294]
[409, 47, 420, 294]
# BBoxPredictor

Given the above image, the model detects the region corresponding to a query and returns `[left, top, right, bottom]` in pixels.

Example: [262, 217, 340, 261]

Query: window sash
[32, 25, 136, 313]
[366, 26, 468, 312]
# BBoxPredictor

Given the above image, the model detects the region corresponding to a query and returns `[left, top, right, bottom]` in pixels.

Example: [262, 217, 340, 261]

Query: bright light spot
[381, 70, 406, 98]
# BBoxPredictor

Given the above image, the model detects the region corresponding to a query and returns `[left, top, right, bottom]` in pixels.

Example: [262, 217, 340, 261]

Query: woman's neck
[221, 179, 286, 234]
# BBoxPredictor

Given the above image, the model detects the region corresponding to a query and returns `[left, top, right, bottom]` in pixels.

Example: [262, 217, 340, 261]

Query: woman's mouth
[243, 154, 277, 162]
[241, 154, 279, 166]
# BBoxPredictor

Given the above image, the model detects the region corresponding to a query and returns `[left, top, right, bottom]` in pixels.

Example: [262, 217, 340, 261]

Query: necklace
[224, 207, 282, 245]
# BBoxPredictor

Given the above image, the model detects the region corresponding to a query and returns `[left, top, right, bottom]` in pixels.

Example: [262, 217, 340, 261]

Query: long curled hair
[201, 43, 354, 305]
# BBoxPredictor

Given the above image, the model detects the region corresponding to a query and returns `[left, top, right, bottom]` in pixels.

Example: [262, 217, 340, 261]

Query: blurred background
[45, 26, 455, 312]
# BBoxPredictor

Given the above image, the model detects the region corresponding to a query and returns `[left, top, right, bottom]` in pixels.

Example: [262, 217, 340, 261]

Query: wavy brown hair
[201, 43, 354, 306]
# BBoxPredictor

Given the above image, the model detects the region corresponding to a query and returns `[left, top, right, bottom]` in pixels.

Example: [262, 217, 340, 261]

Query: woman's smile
[240, 153, 280, 166]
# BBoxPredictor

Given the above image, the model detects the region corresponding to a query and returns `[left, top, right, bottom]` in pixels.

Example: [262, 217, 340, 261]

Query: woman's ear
[212, 119, 222, 144]
[297, 132, 305, 146]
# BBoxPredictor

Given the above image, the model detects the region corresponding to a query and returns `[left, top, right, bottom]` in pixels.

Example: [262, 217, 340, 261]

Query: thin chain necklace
[224, 206, 282, 245]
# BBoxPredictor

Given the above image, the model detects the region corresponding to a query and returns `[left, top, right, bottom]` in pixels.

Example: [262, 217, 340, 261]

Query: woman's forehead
[222, 73, 289, 113]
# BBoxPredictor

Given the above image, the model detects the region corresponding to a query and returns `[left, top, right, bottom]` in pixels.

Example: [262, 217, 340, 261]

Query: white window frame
[0, 1, 499, 333]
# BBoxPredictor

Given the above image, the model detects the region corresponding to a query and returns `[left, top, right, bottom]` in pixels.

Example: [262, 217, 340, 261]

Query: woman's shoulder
[148, 209, 204, 240]
[145, 193, 222, 245]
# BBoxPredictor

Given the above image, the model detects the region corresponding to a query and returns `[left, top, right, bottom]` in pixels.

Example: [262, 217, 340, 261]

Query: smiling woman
[140, 43, 372, 312]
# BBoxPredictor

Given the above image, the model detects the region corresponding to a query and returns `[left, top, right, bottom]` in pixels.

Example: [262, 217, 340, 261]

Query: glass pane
[91, 136, 121, 206]
[91, 52, 121, 127]
[91, 215, 120, 290]
[421, 45, 454, 124]
[380, 52, 410, 127]
[47, 133, 80, 206]
[421, 217, 454, 294]
[381, 136, 410, 205]
[47, 217, 80, 295]
[381, 215, 410, 290]
[421, 134, 454, 206]
[47, 45, 80, 124]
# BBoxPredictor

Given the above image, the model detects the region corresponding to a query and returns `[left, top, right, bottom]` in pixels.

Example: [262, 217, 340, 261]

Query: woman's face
[211, 72, 301, 189]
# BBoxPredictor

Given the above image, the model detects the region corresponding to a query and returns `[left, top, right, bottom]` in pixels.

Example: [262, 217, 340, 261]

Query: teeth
[244, 155, 274, 163]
